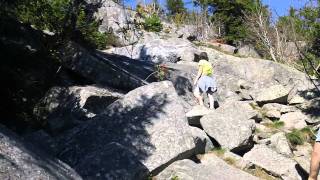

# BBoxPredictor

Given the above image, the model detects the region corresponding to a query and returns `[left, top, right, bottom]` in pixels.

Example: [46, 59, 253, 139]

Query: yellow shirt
[198, 60, 213, 76]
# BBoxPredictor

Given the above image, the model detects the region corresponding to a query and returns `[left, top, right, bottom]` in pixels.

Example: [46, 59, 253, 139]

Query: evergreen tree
[166, 0, 186, 15]
[205, 0, 262, 44]
[1, 0, 108, 49]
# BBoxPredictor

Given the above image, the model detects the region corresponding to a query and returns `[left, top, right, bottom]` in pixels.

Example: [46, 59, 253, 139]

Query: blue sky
[262, 0, 310, 17]
[125, 0, 311, 18]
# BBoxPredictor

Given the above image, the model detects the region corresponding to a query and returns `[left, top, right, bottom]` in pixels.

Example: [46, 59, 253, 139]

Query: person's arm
[309, 142, 320, 180]
[193, 66, 203, 86]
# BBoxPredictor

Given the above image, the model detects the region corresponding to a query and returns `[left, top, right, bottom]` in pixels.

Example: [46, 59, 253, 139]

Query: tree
[166, 0, 186, 15]
[197, 0, 260, 45]
[2, 0, 109, 49]
[206, 0, 261, 45]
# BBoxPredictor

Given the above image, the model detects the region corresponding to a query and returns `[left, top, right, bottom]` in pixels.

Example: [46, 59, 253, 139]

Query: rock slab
[55, 81, 196, 178]
[0, 125, 81, 180]
[243, 144, 303, 180]
[156, 154, 258, 180]
[200, 101, 256, 152]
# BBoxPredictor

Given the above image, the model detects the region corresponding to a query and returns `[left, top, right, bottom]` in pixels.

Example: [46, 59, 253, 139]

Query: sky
[125, 0, 312, 18]
[262, 0, 310, 17]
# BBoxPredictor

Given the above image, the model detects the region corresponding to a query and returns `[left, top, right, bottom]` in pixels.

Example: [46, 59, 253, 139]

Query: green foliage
[171, 175, 179, 180]
[17, 0, 70, 34]
[166, 0, 186, 15]
[206, 0, 263, 44]
[211, 147, 226, 156]
[172, 13, 186, 26]
[265, 121, 284, 130]
[7, 0, 110, 49]
[286, 130, 304, 146]
[155, 64, 168, 81]
[144, 14, 163, 32]
[285, 127, 315, 147]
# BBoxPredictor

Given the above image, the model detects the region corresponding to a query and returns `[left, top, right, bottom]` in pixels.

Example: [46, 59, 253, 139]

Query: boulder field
[1, 0, 319, 179]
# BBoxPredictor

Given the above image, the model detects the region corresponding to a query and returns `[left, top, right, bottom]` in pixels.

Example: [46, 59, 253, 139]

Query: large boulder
[59, 42, 154, 90]
[269, 132, 293, 157]
[34, 85, 123, 134]
[156, 154, 258, 180]
[0, 125, 81, 180]
[200, 101, 256, 152]
[75, 142, 149, 179]
[262, 103, 297, 114]
[279, 112, 308, 130]
[186, 105, 212, 126]
[237, 45, 261, 58]
[206, 51, 315, 103]
[208, 42, 236, 54]
[87, 0, 141, 46]
[243, 145, 305, 180]
[55, 81, 196, 178]
[190, 126, 214, 154]
[298, 97, 320, 124]
[253, 85, 291, 105]
[107, 37, 202, 63]
[176, 25, 199, 41]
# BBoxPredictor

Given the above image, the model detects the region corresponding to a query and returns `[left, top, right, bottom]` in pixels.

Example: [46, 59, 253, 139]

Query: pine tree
[206, 0, 262, 44]
[166, 0, 186, 15]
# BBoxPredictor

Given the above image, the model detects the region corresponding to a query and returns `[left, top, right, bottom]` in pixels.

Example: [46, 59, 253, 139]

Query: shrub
[172, 13, 186, 26]
[144, 14, 162, 32]
[211, 147, 226, 157]
[286, 129, 304, 146]
[171, 175, 179, 180]
[224, 157, 236, 165]
[15, 0, 110, 49]
[264, 121, 284, 129]
[286, 127, 316, 146]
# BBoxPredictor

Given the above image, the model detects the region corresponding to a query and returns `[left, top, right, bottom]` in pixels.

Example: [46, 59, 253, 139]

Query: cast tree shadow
[55, 92, 171, 179]
[297, 87, 320, 121]
[0, 125, 81, 179]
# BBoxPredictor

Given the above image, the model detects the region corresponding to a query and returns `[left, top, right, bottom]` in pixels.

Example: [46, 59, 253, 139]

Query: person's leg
[207, 88, 215, 109]
[309, 130, 320, 180]
[208, 93, 214, 109]
[193, 86, 204, 106]
[309, 142, 320, 180]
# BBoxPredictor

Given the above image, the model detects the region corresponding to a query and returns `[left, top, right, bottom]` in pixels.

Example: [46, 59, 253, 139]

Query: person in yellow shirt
[193, 52, 217, 109]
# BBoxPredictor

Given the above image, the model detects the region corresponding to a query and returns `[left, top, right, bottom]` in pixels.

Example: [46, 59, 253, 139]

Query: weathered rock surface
[269, 132, 293, 157]
[156, 154, 258, 180]
[107, 37, 202, 63]
[87, 0, 141, 46]
[243, 144, 304, 180]
[200, 101, 256, 152]
[23, 130, 58, 155]
[280, 112, 308, 130]
[298, 97, 320, 124]
[59, 42, 155, 90]
[237, 45, 261, 58]
[208, 42, 236, 54]
[0, 125, 81, 180]
[55, 81, 196, 177]
[186, 105, 212, 126]
[262, 103, 297, 114]
[75, 142, 149, 179]
[253, 85, 290, 105]
[265, 110, 281, 119]
[204, 51, 316, 104]
[34, 85, 123, 133]
[190, 127, 214, 154]
[176, 24, 199, 40]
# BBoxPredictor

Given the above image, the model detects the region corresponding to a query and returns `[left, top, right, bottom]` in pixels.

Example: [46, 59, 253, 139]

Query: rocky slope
[1, 1, 320, 179]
